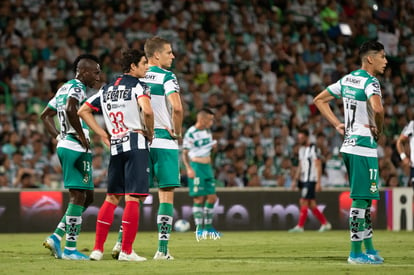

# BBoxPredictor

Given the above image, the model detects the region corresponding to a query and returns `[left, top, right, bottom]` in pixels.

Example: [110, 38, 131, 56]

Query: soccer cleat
[204, 228, 222, 240]
[318, 222, 332, 232]
[89, 250, 103, 261]
[347, 253, 382, 264]
[43, 235, 62, 259]
[288, 226, 304, 233]
[366, 250, 384, 263]
[153, 250, 174, 260]
[118, 250, 147, 262]
[111, 242, 121, 259]
[195, 225, 204, 242]
[62, 249, 90, 260]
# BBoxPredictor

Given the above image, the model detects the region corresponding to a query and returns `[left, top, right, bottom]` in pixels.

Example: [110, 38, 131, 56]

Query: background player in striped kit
[78, 48, 153, 262]
[182, 108, 221, 241]
[314, 40, 386, 264]
[396, 120, 414, 189]
[288, 128, 331, 233]
[41, 54, 101, 260]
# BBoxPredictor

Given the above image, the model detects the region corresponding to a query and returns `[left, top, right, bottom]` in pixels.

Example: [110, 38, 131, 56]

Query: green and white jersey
[47, 79, 90, 152]
[183, 125, 217, 158]
[327, 69, 381, 157]
[142, 65, 180, 149]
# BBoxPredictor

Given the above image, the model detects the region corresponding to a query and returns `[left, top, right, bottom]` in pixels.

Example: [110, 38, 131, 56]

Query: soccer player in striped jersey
[41, 54, 101, 260]
[314, 40, 387, 264]
[182, 108, 221, 241]
[78, 49, 153, 262]
[111, 36, 183, 260]
[396, 120, 414, 189]
[289, 129, 331, 233]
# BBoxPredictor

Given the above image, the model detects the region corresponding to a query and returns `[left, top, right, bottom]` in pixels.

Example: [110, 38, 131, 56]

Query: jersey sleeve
[47, 96, 57, 111]
[164, 73, 180, 96]
[326, 80, 342, 99]
[365, 79, 382, 99]
[85, 90, 102, 113]
[68, 83, 85, 103]
[135, 82, 151, 99]
[401, 120, 414, 137]
[182, 132, 194, 150]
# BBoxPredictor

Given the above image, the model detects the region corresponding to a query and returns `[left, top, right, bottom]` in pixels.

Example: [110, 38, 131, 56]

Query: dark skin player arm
[40, 107, 59, 139]
[66, 97, 90, 151]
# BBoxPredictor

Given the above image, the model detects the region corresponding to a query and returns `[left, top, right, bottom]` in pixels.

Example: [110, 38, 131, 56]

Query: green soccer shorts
[150, 148, 180, 188]
[57, 147, 93, 190]
[188, 162, 216, 197]
[342, 152, 380, 200]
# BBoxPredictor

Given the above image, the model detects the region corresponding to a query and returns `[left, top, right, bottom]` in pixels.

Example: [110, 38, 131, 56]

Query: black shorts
[107, 149, 150, 196]
[410, 167, 414, 189]
[298, 180, 316, 199]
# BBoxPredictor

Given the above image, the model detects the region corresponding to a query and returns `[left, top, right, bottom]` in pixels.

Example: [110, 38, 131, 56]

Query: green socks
[64, 203, 84, 250]
[157, 203, 174, 254]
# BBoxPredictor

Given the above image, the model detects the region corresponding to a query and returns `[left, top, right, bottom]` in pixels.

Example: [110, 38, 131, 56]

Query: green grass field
[0, 230, 413, 274]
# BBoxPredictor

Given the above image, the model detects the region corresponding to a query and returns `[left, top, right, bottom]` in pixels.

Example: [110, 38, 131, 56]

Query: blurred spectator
[0, 154, 10, 189]
[91, 153, 107, 188]
[322, 147, 348, 188]
[11, 64, 34, 102]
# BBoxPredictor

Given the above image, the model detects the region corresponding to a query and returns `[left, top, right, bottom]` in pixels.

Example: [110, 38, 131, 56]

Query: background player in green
[112, 36, 183, 260]
[41, 54, 101, 260]
[182, 108, 221, 241]
[314, 40, 386, 264]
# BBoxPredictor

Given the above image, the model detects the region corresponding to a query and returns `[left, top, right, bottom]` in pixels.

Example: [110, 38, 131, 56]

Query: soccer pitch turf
[0, 231, 413, 274]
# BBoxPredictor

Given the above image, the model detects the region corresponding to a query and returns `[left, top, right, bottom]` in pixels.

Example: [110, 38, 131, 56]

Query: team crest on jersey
[83, 173, 89, 184]
[370, 182, 378, 193]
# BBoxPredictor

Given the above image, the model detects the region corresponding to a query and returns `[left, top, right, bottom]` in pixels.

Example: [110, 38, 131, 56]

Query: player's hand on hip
[79, 136, 90, 152]
[143, 130, 154, 145]
[187, 168, 195, 179]
[335, 123, 345, 135]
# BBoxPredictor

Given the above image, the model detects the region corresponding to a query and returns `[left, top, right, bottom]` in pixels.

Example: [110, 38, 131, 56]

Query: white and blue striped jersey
[86, 74, 151, 155]
[401, 120, 414, 167]
[298, 144, 320, 182]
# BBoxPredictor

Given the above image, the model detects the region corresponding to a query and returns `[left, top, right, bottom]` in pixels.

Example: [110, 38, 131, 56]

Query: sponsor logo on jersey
[110, 135, 130, 145]
[343, 76, 367, 89]
[370, 182, 378, 193]
[103, 89, 132, 102]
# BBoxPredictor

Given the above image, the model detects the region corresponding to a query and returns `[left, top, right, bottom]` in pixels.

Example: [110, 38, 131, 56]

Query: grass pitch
[0, 230, 413, 274]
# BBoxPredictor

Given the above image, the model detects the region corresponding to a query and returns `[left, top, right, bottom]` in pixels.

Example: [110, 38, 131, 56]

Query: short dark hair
[298, 128, 309, 136]
[120, 49, 146, 73]
[73, 54, 100, 74]
[199, 108, 214, 116]
[359, 40, 384, 60]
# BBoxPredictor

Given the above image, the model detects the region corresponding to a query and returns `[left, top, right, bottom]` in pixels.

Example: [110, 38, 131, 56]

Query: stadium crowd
[0, 0, 413, 190]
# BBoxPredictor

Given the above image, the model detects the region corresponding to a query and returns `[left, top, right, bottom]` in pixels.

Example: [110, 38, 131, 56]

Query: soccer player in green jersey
[145, 36, 183, 259]
[182, 108, 221, 241]
[41, 54, 101, 260]
[314, 40, 386, 264]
